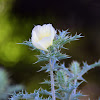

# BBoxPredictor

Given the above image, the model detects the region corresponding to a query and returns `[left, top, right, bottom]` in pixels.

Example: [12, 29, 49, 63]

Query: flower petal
[31, 31, 39, 42]
[32, 41, 48, 51]
[38, 36, 53, 49]
[31, 24, 56, 51]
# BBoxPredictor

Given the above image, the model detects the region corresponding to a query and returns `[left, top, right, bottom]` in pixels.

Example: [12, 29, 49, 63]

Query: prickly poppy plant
[10, 24, 100, 100]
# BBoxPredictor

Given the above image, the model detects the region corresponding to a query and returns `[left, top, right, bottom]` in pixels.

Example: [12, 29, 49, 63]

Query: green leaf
[78, 60, 100, 78]
[17, 40, 35, 50]
[38, 64, 50, 72]
[71, 92, 85, 100]
[40, 80, 51, 85]
[38, 88, 52, 96]
[70, 61, 81, 75]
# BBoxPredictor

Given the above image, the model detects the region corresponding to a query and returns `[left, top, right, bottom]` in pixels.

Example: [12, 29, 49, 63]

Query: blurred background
[0, 0, 100, 99]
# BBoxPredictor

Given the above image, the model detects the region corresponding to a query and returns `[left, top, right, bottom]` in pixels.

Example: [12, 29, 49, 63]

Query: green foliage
[70, 61, 81, 75]
[54, 61, 100, 100]
[0, 68, 23, 100]
[9, 89, 51, 100]
[11, 29, 100, 100]
[20, 30, 82, 64]
[40, 61, 100, 100]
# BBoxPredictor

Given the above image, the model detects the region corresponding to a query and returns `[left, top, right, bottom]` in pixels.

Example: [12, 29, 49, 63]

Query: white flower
[31, 24, 56, 51]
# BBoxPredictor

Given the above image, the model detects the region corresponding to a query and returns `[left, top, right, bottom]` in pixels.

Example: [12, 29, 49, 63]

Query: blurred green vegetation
[0, 68, 23, 99]
[0, 0, 22, 66]
[0, 0, 35, 66]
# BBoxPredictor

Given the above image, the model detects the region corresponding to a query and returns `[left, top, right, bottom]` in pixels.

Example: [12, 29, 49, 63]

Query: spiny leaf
[55, 52, 70, 60]
[40, 80, 51, 85]
[71, 92, 85, 100]
[17, 40, 35, 49]
[78, 60, 100, 78]
[9, 90, 39, 100]
[38, 64, 50, 72]
[38, 88, 52, 96]
[34, 55, 49, 64]
[70, 61, 81, 75]
[54, 31, 83, 48]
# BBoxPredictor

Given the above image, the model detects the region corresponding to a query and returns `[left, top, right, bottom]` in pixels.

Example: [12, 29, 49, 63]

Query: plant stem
[73, 79, 77, 94]
[50, 58, 56, 100]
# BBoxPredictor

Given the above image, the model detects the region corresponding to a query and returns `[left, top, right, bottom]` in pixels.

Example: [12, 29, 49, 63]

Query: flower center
[37, 31, 51, 41]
